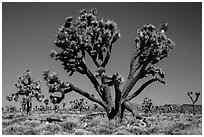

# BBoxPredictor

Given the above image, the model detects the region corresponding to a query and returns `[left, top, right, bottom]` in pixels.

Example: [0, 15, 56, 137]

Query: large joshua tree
[43, 8, 175, 121]
[6, 70, 44, 114]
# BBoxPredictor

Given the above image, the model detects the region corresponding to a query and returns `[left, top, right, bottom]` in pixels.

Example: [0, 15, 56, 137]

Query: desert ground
[2, 105, 202, 135]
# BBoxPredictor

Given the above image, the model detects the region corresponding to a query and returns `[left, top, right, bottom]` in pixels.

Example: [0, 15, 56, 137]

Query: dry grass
[2, 111, 202, 135]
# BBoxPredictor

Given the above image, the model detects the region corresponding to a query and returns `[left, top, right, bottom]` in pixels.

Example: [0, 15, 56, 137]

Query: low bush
[60, 119, 81, 132]
[3, 123, 26, 135]
[33, 123, 61, 135]
[74, 129, 93, 135]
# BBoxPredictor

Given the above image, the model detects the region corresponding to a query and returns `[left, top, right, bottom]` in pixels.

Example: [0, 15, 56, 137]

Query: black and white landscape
[2, 2, 202, 135]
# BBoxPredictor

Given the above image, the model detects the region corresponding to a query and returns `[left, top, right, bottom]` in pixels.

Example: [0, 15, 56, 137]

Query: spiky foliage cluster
[135, 23, 174, 65]
[187, 92, 200, 115]
[50, 8, 120, 76]
[7, 70, 43, 101]
[6, 70, 44, 113]
[142, 97, 154, 114]
[43, 98, 49, 110]
[70, 98, 89, 112]
[43, 70, 72, 104]
[95, 67, 124, 86]
[124, 23, 175, 102]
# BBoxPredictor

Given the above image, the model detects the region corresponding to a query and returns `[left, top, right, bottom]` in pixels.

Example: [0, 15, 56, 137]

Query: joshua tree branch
[79, 60, 102, 96]
[71, 85, 107, 110]
[87, 51, 101, 68]
[188, 93, 194, 103]
[194, 93, 200, 104]
[101, 51, 110, 67]
[122, 55, 151, 99]
[129, 41, 143, 78]
[126, 77, 165, 102]
[121, 68, 145, 99]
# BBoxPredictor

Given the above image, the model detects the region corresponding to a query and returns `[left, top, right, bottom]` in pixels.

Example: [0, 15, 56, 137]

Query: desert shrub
[34, 123, 61, 135]
[60, 120, 81, 132]
[3, 113, 15, 119]
[10, 115, 27, 125]
[23, 120, 41, 127]
[2, 119, 12, 128]
[96, 127, 112, 135]
[14, 112, 25, 118]
[23, 127, 38, 135]
[87, 115, 108, 128]
[146, 126, 160, 135]
[113, 129, 132, 135]
[45, 123, 61, 134]
[86, 116, 114, 134]
[3, 123, 26, 135]
[74, 129, 93, 135]
[125, 126, 147, 135]
[172, 122, 191, 130]
[182, 126, 202, 135]
[61, 113, 71, 120]
[39, 130, 53, 135]
[146, 115, 158, 123]
[112, 127, 132, 135]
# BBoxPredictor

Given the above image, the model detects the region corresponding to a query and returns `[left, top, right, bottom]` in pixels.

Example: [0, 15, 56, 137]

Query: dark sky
[2, 2, 202, 108]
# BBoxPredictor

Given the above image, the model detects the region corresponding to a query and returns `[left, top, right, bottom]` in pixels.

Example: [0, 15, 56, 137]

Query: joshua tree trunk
[192, 103, 195, 115]
[26, 99, 32, 114]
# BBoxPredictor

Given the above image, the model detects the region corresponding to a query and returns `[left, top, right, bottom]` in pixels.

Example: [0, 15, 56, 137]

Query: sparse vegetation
[2, 107, 202, 135]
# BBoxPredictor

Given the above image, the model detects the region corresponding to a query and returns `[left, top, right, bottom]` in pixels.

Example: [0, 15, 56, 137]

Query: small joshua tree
[6, 70, 44, 114]
[142, 97, 154, 114]
[20, 98, 27, 112]
[62, 101, 67, 111]
[43, 8, 175, 121]
[44, 98, 49, 111]
[187, 92, 200, 115]
[70, 98, 88, 112]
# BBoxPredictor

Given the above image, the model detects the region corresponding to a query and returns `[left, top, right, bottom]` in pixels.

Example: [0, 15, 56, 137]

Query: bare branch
[194, 92, 201, 103]
[101, 51, 110, 67]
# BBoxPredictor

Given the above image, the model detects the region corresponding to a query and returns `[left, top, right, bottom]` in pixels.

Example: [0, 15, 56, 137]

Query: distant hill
[86, 102, 202, 114]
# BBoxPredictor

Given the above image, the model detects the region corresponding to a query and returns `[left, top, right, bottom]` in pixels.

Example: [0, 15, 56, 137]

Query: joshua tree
[20, 98, 27, 112]
[44, 98, 49, 111]
[187, 92, 200, 115]
[69, 98, 88, 112]
[43, 8, 175, 121]
[6, 70, 44, 114]
[62, 101, 67, 111]
[142, 97, 154, 114]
